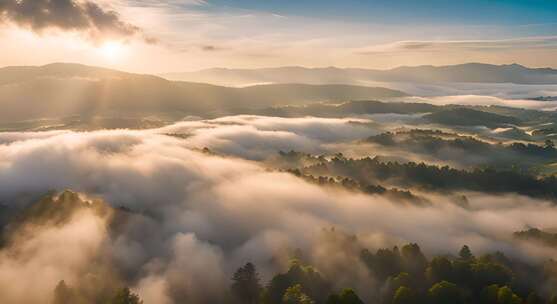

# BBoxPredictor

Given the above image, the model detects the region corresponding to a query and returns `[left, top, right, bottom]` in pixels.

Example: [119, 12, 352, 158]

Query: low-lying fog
[0, 116, 556, 303]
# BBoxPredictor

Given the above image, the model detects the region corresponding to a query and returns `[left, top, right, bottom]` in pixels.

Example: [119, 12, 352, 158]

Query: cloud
[0, 118, 557, 303]
[392, 82, 557, 99]
[138, 233, 227, 304]
[200, 44, 226, 51]
[124, 0, 208, 8]
[358, 36, 557, 55]
[156, 115, 380, 160]
[0, 0, 147, 43]
[396, 95, 557, 111]
[0, 199, 113, 303]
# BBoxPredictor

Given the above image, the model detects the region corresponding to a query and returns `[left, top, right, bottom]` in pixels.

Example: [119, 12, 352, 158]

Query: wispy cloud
[123, 0, 209, 9]
[358, 36, 557, 54]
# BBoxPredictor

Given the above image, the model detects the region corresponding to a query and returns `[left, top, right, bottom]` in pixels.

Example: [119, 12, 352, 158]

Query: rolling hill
[0, 63, 406, 122]
[161, 63, 557, 86]
[423, 108, 521, 128]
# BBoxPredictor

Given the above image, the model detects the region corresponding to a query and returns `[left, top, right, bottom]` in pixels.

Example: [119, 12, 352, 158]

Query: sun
[98, 41, 125, 61]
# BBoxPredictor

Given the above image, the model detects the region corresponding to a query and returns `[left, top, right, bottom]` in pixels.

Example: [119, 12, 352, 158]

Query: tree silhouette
[52, 280, 74, 304]
[283, 284, 314, 304]
[231, 262, 263, 304]
[325, 289, 364, 304]
[459, 245, 475, 261]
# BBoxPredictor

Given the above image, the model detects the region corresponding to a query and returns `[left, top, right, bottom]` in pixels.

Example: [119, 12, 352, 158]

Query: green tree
[470, 261, 512, 290]
[326, 289, 364, 304]
[360, 247, 402, 281]
[382, 272, 411, 303]
[110, 287, 143, 304]
[451, 259, 473, 287]
[401, 244, 428, 277]
[265, 261, 330, 304]
[497, 286, 522, 304]
[426, 257, 453, 283]
[481, 285, 522, 304]
[392, 286, 415, 304]
[480, 284, 500, 304]
[428, 281, 464, 304]
[459, 245, 475, 261]
[283, 284, 314, 304]
[231, 262, 263, 304]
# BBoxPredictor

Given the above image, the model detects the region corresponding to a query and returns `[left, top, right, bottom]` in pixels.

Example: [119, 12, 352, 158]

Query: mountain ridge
[182, 62, 557, 74]
[0, 63, 407, 122]
[161, 62, 557, 86]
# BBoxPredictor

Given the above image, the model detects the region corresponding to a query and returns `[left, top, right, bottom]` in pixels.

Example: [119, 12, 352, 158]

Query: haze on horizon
[5, 2, 557, 304]
[1, 0, 557, 73]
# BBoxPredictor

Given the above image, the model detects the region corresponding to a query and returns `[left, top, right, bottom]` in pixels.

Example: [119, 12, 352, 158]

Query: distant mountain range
[3, 62, 557, 128]
[161, 63, 557, 86]
[0, 63, 405, 122]
[1, 62, 556, 134]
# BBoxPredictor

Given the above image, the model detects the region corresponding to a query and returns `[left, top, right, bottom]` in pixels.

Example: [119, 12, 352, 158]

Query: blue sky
[1, 0, 557, 71]
[191, 0, 557, 45]
[204, 0, 557, 27]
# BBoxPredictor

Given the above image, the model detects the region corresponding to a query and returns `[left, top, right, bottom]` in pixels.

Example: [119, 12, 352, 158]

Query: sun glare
[99, 41, 125, 61]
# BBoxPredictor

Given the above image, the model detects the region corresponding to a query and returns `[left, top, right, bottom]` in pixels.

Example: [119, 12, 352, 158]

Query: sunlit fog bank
[0, 118, 557, 303]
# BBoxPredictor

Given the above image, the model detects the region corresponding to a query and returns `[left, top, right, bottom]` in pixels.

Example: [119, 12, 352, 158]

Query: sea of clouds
[0, 116, 556, 303]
